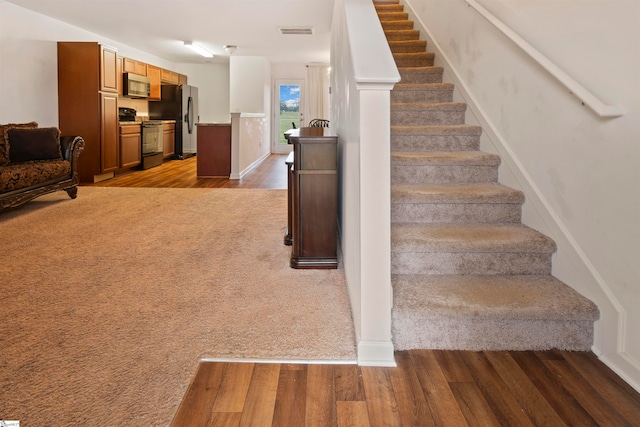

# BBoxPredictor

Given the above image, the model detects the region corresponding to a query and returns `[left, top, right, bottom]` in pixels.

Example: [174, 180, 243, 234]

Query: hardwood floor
[87, 156, 640, 426]
[171, 350, 640, 427]
[85, 154, 289, 189]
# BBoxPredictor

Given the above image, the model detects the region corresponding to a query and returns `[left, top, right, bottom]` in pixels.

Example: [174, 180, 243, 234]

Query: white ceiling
[6, 0, 336, 64]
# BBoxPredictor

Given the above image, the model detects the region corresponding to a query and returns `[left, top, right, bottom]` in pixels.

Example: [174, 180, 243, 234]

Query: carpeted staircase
[374, 0, 599, 351]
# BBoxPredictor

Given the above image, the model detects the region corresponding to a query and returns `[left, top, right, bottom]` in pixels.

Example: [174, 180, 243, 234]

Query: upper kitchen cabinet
[58, 42, 119, 183]
[123, 57, 147, 76]
[147, 65, 161, 100]
[179, 74, 188, 85]
[100, 45, 118, 93]
[161, 69, 179, 84]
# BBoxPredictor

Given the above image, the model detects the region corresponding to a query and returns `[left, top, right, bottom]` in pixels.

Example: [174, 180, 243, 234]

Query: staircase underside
[376, 0, 599, 351]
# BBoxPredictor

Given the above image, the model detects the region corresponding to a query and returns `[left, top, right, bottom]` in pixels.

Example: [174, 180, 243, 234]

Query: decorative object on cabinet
[0, 122, 85, 210]
[309, 118, 330, 128]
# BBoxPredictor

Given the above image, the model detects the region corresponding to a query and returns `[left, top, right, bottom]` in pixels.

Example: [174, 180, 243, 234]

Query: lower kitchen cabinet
[119, 124, 141, 169]
[163, 122, 175, 158]
[196, 124, 231, 177]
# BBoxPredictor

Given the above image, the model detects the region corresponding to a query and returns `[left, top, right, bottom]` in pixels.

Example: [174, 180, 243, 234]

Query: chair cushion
[7, 127, 62, 164]
[0, 122, 38, 165]
[0, 159, 71, 193]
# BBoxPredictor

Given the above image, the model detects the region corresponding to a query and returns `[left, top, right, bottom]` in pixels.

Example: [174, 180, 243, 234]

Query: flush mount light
[184, 41, 213, 58]
[224, 45, 238, 55]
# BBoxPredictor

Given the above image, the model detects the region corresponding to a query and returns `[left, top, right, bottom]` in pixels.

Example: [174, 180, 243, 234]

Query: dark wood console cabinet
[288, 129, 338, 269]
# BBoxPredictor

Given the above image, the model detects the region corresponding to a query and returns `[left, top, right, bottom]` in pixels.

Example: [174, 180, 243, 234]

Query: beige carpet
[0, 187, 356, 426]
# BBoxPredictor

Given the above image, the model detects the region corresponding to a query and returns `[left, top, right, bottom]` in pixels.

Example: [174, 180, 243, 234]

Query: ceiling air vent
[279, 27, 314, 35]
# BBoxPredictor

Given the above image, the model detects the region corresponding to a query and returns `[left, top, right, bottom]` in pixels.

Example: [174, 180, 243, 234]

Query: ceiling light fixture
[184, 41, 213, 58]
[224, 45, 238, 55]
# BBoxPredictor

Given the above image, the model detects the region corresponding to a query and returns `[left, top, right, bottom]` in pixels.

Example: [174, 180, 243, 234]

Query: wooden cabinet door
[120, 126, 141, 168]
[100, 45, 118, 93]
[163, 124, 175, 158]
[161, 69, 179, 84]
[147, 65, 161, 100]
[100, 93, 119, 173]
[123, 58, 147, 76]
[178, 74, 188, 85]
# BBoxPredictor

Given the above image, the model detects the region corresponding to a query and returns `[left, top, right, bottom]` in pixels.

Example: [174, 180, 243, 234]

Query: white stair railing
[465, 0, 625, 118]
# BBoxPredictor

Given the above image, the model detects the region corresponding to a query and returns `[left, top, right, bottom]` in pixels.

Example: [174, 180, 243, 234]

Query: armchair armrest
[60, 136, 85, 162]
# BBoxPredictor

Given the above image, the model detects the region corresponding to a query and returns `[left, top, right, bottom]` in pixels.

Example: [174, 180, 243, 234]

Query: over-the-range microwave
[123, 72, 150, 98]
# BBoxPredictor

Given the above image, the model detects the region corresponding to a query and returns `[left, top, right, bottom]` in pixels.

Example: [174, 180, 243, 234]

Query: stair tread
[391, 223, 557, 253]
[392, 183, 524, 204]
[389, 40, 427, 46]
[391, 150, 500, 165]
[393, 274, 599, 321]
[391, 125, 482, 135]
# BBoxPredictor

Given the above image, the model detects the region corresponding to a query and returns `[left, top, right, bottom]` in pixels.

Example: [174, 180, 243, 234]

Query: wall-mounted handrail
[464, 0, 625, 118]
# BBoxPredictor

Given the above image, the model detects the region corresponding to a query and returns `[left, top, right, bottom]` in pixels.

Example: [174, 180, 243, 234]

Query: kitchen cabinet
[147, 65, 161, 100]
[123, 57, 147, 76]
[288, 129, 338, 269]
[179, 74, 188, 85]
[119, 124, 141, 169]
[196, 124, 231, 177]
[163, 122, 175, 158]
[161, 69, 179, 84]
[58, 42, 119, 183]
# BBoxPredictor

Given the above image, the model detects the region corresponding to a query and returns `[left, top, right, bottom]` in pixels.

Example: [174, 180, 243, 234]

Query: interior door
[272, 79, 304, 154]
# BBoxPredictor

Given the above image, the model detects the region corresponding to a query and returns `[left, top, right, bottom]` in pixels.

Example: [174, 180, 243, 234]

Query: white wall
[229, 56, 271, 114]
[0, 0, 174, 125]
[405, 0, 640, 390]
[179, 63, 230, 124]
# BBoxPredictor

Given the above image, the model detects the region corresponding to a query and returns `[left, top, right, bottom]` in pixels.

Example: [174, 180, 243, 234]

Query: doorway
[272, 78, 304, 153]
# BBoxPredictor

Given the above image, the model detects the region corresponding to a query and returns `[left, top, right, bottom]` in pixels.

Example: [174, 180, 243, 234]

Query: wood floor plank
[238, 363, 281, 427]
[409, 350, 468, 426]
[306, 364, 338, 426]
[544, 358, 635, 426]
[171, 362, 227, 427]
[272, 367, 307, 427]
[561, 351, 640, 424]
[337, 401, 371, 427]
[449, 382, 500, 427]
[509, 351, 597, 426]
[459, 351, 535, 427]
[389, 352, 436, 426]
[212, 362, 255, 413]
[334, 364, 365, 402]
[207, 412, 242, 427]
[433, 350, 474, 383]
[484, 351, 565, 426]
[361, 366, 403, 427]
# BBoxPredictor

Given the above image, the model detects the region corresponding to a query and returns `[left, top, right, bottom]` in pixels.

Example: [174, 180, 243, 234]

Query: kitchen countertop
[197, 122, 231, 127]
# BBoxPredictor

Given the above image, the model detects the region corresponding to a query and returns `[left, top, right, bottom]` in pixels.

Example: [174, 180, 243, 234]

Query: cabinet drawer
[120, 125, 141, 135]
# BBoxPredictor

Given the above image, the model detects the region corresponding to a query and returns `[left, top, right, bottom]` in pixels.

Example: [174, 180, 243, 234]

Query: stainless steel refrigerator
[149, 84, 199, 159]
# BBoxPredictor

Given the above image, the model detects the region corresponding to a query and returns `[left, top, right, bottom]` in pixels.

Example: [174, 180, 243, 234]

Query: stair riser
[378, 13, 409, 21]
[391, 203, 522, 224]
[381, 21, 415, 30]
[398, 69, 444, 84]
[385, 31, 420, 41]
[394, 56, 435, 67]
[391, 88, 453, 103]
[391, 134, 480, 151]
[391, 252, 552, 275]
[391, 165, 498, 184]
[391, 317, 595, 351]
[391, 109, 465, 126]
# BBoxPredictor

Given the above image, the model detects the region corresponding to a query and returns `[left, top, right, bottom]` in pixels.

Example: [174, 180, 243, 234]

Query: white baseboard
[239, 152, 270, 179]
[357, 340, 397, 367]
